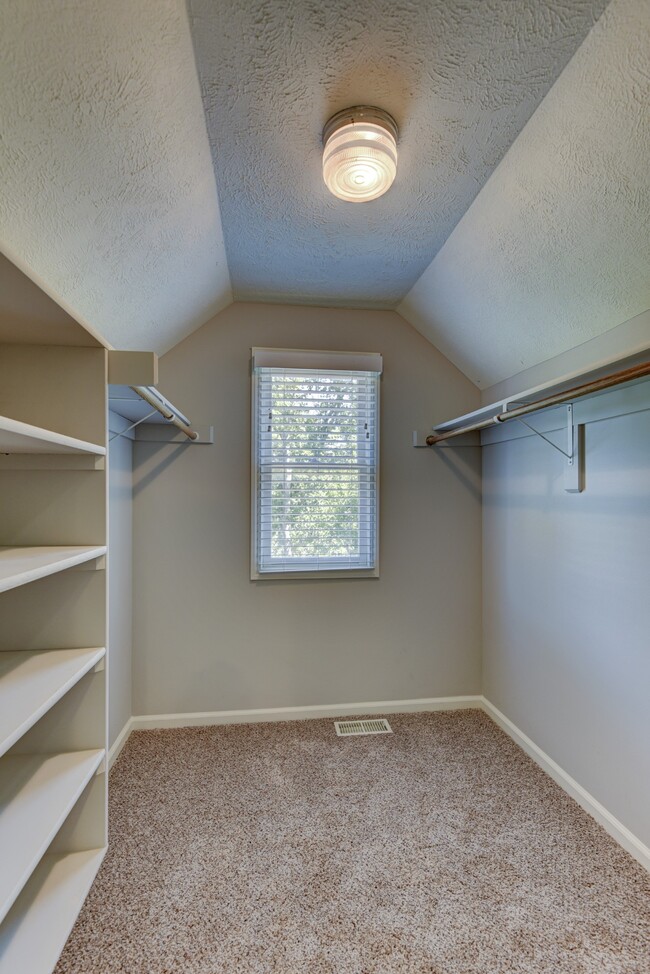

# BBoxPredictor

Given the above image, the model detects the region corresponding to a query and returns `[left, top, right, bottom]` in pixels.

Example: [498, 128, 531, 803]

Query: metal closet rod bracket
[413, 404, 584, 492]
[109, 408, 158, 442]
[503, 402, 584, 493]
[414, 358, 650, 493]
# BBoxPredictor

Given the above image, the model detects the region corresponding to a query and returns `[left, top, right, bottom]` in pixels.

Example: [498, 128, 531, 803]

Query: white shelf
[0, 849, 105, 974]
[0, 415, 105, 456]
[433, 349, 650, 433]
[0, 648, 105, 757]
[0, 344, 109, 973]
[0, 750, 104, 923]
[0, 546, 107, 594]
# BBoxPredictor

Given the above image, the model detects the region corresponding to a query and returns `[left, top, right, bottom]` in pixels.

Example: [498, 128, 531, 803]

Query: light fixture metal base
[322, 106, 398, 145]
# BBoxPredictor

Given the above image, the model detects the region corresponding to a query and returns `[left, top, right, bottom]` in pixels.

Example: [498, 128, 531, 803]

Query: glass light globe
[322, 108, 398, 203]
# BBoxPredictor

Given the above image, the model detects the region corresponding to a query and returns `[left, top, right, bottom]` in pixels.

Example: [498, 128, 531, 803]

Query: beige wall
[482, 384, 650, 847]
[132, 303, 482, 715]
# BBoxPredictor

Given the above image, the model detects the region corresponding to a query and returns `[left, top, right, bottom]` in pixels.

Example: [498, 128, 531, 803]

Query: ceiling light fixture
[322, 106, 398, 203]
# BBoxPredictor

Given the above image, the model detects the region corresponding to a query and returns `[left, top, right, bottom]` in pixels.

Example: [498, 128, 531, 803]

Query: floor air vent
[334, 718, 393, 737]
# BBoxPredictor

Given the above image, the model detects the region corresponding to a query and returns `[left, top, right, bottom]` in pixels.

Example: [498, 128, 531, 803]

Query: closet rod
[130, 385, 199, 441]
[426, 359, 650, 446]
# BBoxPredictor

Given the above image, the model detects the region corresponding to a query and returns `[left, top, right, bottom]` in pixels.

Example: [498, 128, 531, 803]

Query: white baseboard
[481, 697, 650, 873]
[129, 695, 482, 731]
[108, 716, 134, 770]
[108, 696, 649, 873]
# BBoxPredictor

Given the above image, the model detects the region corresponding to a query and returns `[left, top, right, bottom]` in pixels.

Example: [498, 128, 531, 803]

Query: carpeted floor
[55, 711, 650, 974]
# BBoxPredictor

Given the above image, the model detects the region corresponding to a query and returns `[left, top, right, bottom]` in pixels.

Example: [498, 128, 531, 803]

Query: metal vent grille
[334, 718, 393, 737]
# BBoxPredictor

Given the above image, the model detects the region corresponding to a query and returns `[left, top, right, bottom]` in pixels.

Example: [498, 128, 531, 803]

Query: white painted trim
[108, 698, 480, 768]
[130, 696, 482, 732]
[107, 697, 649, 873]
[107, 717, 134, 770]
[250, 366, 380, 580]
[481, 698, 650, 873]
[252, 348, 383, 373]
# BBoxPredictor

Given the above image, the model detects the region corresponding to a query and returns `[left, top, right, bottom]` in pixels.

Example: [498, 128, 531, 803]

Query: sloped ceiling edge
[398, 0, 650, 389]
[0, 0, 232, 356]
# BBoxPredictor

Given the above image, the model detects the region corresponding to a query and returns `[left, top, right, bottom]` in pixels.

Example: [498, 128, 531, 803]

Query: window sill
[250, 567, 379, 581]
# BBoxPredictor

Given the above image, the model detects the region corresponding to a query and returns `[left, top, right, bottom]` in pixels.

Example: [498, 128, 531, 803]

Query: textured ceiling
[188, 0, 607, 307]
[2, 0, 647, 388]
[0, 0, 231, 354]
[399, 0, 650, 388]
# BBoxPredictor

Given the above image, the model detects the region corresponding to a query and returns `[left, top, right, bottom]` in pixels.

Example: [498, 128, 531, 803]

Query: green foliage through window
[255, 369, 378, 573]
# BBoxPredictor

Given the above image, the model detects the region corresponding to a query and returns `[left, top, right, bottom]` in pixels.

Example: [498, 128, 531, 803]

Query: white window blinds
[252, 350, 381, 577]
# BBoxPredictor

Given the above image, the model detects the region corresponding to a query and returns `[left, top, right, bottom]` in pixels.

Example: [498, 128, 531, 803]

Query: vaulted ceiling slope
[0, 254, 100, 347]
[0, 0, 231, 354]
[1, 0, 647, 390]
[188, 0, 607, 309]
[399, 0, 650, 388]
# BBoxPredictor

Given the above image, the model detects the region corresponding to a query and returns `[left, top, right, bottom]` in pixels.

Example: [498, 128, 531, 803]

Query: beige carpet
[55, 711, 649, 973]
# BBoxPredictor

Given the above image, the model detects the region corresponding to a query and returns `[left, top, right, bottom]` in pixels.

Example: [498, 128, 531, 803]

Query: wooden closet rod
[131, 385, 199, 441]
[426, 360, 650, 446]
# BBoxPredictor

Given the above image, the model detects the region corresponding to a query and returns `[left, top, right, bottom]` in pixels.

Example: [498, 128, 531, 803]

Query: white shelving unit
[0, 415, 106, 456]
[0, 850, 106, 974]
[0, 344, 109, 974]
[0, 749, 104, 923]
[0, 647, 105, 756]
[0, 546, 107, 594]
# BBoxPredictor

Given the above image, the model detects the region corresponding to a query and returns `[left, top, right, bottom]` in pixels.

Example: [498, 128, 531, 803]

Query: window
[251, 348, 381, 578]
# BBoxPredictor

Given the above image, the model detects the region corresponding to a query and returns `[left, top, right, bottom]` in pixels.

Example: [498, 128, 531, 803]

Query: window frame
[250, 353, 380, 581]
